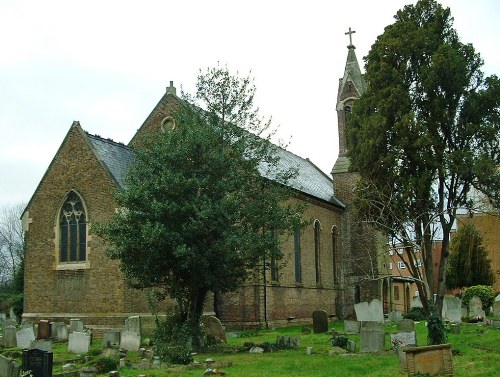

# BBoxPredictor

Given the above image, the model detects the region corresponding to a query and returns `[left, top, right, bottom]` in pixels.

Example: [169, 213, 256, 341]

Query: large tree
[0, 203, 25, 287]
[99, 66, 302, 342]
[348, 0, 500, 315]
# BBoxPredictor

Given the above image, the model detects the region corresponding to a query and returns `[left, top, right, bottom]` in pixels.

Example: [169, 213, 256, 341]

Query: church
[21, 40, 399, 330]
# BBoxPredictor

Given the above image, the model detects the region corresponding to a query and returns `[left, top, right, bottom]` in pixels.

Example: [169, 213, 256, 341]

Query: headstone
[354, 299, 384, 322]
[201, 315, 227, 343]
[495, 294, 500, 302]
[397, 319, 415, 332]
[405, 344, 454, 376]
[312, 310, 329, 333]
[411, 297, 423, 308]
[37, 321, 51, 340]
[450, 323, 461, 334]
[4, 319, 17, 328]
[22, 349, 53, 377]
[306, 346, 313, 355]
[16, 327, 36, 349]
[68, 332, 91, 354]
[442, 296, 463, 323]
[390, 331, 417, 351]
[346, 339, 356, 353]
[120, 331, 140, 352]
[492, 301, 500, 318]
[388, 311, 403, 322]
[69, 319, 84, 334]
[30, 340, 53, 353]
[0, 354, 20, 377]
[3, 326, 17, 348]
[360, 321, 385, 353]
[276, 336, 300, 349]
[9, 308, 17, 324]
[0, 313, 6, 325]
[468, 296, 485, 318]
[51, 323, 69, 342]
[124, 316, 141, 337]
[102, 330, 121, 349]
[344, 320, 360, 334]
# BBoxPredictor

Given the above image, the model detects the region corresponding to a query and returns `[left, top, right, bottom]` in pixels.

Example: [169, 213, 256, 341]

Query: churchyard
[1, 307, 499, 377]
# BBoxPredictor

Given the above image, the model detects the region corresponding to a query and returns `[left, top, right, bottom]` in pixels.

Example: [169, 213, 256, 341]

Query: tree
[0, 203, 25, 287]
[446, 222, 494, 289]
[348, 0, 500, 316]
[98, 66, 303, 348]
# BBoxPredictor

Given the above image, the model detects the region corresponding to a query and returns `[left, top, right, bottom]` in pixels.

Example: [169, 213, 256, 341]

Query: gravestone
[495, 294, 500, 302]
[30, 340, 53, 353]
[69, 319, 84, 334]
[201, 315, 227, 343]
[390, 331, 417, 352]
[450, 323, 461, 334]
[411, 297, 423, 308]
[120, 331, 140, 352]
[354, 299, 384, 322]
[4, 319, 17, 328]
[124, 316, 141, 337]
[468, 296, 485, 318]
[276, 336, 300, 349]
[3, 326, 17, 348]
[0, 355, 20, 377]
[388, 311, 403, 322]
[492, 301, 500, 318]
[442, 296, 462, 323]
[0, 335, 3, 347]
[68, 332, 91, 354]
[16, 327, 36, 349]
[344, 320, 360, 334]
[22, 348, 53, 377]
[37, 321, 51, 340]
[360, 321, 385, 353]
[102, 330, 121, 349]
[312, 310, 329, 333]
[9, 308, 17, 324]
[397, 319, 415, 332]
[51, 323, 68, 341]
[0, 313, 6, 325]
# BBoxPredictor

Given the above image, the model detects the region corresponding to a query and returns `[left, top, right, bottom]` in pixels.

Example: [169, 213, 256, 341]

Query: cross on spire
[345, 27, 356, 46]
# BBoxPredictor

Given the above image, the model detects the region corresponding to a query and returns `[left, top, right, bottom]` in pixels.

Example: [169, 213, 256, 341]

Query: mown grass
[1, 320, 499, 377]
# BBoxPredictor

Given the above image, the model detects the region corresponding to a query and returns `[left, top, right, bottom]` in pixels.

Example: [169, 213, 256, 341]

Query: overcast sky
[1, 0, 499, 209]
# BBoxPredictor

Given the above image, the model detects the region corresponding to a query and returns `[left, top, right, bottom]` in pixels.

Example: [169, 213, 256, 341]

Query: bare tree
[0, 203, 25, 287]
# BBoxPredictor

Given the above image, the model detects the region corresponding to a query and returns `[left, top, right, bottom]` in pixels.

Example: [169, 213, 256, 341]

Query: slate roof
[87, 132, 344, 208]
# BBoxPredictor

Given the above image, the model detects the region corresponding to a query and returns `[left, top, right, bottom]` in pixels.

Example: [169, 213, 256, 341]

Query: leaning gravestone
[390, 331, 417, 352]
[354, 299, 384, 322]
[120, 331, 140, 352]
[468, 296, 485, 318]
[0, 354, 20, 377]
[344, 320, 360, 334]
[22, 348, 53, 377]
[3, 326, 17, 348]
[16, 327, 36, 349]
[124, 316, 141, 337]
[68, 332, 91, 354]
[442, 296, 462, 323]
[201, 315, 227, 343]
[360, 321, 385, 353]
[312, 310, 329, 333]
[397, 319, 415, 332]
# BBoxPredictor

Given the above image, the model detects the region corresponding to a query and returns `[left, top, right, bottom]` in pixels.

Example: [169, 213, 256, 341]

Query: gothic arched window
[314, 220, 321, 285]
[59, 191, 87, 263]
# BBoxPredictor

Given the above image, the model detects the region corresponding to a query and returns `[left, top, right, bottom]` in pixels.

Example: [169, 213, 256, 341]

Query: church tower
[332, 29, 383, 318]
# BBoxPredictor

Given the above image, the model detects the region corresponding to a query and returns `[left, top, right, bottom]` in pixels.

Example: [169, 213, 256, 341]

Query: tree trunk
[186, 288, 208, 351]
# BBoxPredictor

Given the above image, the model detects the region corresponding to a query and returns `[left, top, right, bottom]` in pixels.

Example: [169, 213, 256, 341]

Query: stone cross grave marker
[16, 327, 36, 349]
[201, 315, 227, 343]
[354, 299, 384, 322]
[312, 310, 329, 333]
[22, 348, 53, 377]
[68, 332, 91, 354]
[360, 321, 385, 353]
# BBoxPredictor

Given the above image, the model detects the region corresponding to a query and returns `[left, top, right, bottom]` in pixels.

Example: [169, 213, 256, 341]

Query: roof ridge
[86, 132, 131, 149]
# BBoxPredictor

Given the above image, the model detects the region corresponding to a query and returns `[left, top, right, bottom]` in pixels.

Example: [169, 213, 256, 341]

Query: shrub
[462, 285, 494, 313]
[93, 357, 118, 373]
[153, 308, 193, 365]
[403, 306, 426, 321]
[332, 335, 349, 349]
[427, 302, 447, 345]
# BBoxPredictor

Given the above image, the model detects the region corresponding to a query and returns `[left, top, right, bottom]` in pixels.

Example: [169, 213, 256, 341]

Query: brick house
[21, 42, 387, 328]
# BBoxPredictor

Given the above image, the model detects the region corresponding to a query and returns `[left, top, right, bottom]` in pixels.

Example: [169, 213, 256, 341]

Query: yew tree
[348, 0, 500, 315]
[99, 66, 302, 342]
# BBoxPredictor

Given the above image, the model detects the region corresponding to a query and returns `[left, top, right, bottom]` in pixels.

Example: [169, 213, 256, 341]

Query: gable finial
[345, 27, 356, 47]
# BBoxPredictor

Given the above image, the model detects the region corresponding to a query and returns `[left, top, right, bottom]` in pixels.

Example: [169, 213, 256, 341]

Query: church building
[21, 39, 389, 329]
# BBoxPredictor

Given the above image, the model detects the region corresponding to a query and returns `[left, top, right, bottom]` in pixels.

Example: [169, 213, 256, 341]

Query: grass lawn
[1, 320, 499, 377]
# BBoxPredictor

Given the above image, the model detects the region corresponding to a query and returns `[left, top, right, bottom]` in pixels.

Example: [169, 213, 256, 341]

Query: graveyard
[1, 306, 499, 377]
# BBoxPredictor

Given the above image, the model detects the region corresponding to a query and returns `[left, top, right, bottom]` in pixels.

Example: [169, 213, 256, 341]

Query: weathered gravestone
[124, 316, 141, 337]
[468, 296, 485, 318]
[360, 321, 385, 353]
[68, 332, 91, 354]
[51, 323, 68, 342]
[411, 297, 423, 308]
[102, 330, 121, 349]
[16, 327, 36, 349]
[390, 331, 417, 352]
[201, 315, 227, 343]
[344, 320, 360, 334]
[388, 311, 403, 322]
[0, 313, 6, 326]
[397, 319, 415, 332]
[354, 299, 384, 322]
[120, 331, 140, 352]
[69, 319, 84, 334]
[30, 340, 52, 353]
[492, 301, 500, 318]
[276, 336, 300, 349]
[3, 326, 17, 348]
[9, 308, 17, 324]
[0, 355, 20, 377]
[37, 321, 51, 340]
[22, 348, 53, 377]
[442, 296, 463, 323]
[312, 310, 329, 333]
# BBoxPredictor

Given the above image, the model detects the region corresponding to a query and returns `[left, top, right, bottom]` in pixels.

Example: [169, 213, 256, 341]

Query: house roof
[86, 132, 344, 208]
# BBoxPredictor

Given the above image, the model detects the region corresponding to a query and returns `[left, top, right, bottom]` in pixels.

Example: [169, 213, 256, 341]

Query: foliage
[331, 335, 349, 349]
[153, 308, 193, 364]
[403, 306, 427, 321]
[462, 285, 494, 312]
[347, 0, 500, 316]
[446, 223, 495, 289]
[427, 302, 447, 345]
[98, 66, 303, 347]
[93, 357, 118, 373]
